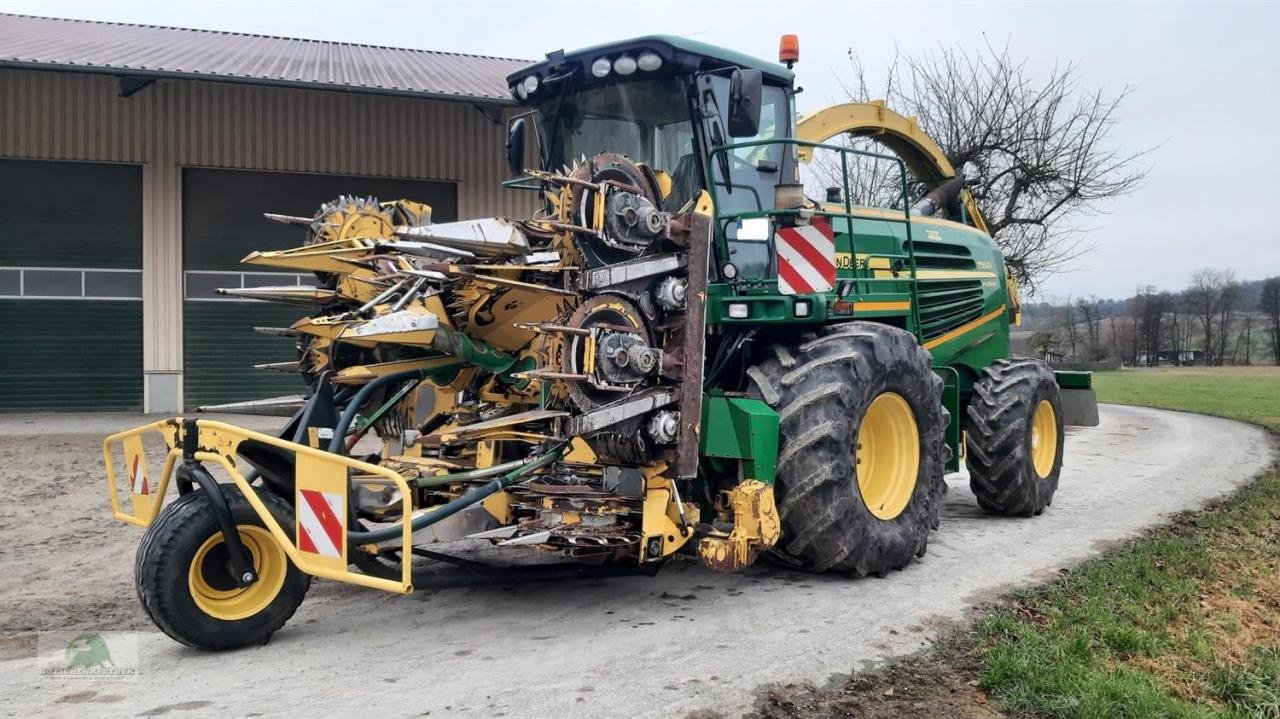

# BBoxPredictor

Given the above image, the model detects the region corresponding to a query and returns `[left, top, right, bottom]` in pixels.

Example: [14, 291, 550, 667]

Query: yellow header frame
[104, 418, 415, 595]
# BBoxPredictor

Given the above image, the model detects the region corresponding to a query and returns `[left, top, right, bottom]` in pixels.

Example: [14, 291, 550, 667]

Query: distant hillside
[1023, 278, 1269, 331]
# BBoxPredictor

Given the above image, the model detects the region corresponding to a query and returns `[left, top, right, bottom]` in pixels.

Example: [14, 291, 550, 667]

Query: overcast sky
[4, 0, 1277, 300]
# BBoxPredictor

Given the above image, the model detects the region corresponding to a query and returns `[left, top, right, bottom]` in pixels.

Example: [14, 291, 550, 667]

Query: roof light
[637, 51, 662, 72]
[521, 75, 539, 96]
[515, 83, 528, 100]
[591, 57, 612, 78]
[773, 33, 793, 65]
[779, 34, 800, 66]
[613, 55, 637, 76]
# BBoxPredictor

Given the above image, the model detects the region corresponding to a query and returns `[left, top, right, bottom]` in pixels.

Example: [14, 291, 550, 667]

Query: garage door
[182, 168, 457, 408]
[0, 159, 143, 412]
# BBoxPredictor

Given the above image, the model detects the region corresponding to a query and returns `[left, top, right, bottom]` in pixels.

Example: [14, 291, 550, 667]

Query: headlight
[515, 83, 528, 100]
[793, 300, 812, 318]
[591, 57, 612, 78]
[521, 75, 539, 96]
[637, 51, 662, 72]
[727, 303, 750, 319]
[613, 55, 637, 76]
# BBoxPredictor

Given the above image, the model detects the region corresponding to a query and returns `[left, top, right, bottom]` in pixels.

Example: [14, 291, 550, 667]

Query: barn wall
[0, 68, 532, 410]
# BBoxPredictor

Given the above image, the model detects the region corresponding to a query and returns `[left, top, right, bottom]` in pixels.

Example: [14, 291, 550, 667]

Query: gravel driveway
[0, 404, 1272, 718]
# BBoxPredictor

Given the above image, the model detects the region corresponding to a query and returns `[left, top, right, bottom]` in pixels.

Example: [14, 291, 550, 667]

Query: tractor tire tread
[748, 322, 948, 577]
[965, 358, 1064, 517]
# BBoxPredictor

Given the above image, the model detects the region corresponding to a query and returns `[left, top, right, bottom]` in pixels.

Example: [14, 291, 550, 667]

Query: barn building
[0, 13, 532, 413]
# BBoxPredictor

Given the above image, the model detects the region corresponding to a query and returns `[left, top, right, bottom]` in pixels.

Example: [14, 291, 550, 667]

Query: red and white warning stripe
[128, 455, 149, 495]
[297, 488, 344, 558]
[776, 218, 836, 295]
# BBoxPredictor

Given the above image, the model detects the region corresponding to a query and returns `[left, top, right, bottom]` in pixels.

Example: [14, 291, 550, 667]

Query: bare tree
[1131, 285, 1166, 365]
[1108, 315, 1134, 365]
[816, 42, 1153, 290]
[1261, 276, 1280, 365]
[1235, 313, 1253, 366]
[1183, 268, 1240, 366]
[1075, 296, 1104, 360]
[1054, 295, 1079, 359]
[1216, 281, 1240, 365]
[1168, 297, 1187, 364]
[1126, 292, 1143, 364]
[1028, 330, 1057, 359]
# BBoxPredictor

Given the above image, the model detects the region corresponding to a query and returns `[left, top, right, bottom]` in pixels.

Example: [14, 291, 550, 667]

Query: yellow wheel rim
[1031, 399, 1058, 478]
[188, 525, 287, 621]
[856, 392, 920, 520]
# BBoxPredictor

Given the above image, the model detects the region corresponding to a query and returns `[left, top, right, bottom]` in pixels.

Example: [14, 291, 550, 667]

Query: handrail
[704, 136, 921, 339]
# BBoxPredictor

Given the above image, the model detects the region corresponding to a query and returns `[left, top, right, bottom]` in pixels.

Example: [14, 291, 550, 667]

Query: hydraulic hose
[347, 445, 565, 545]
[328, 368, 434, 454]
[430, 325, 517, 377]
[415, 457, 540, 488]
[326, 338, 515, 455]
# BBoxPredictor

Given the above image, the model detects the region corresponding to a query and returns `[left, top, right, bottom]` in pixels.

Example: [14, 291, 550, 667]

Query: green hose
[430, 325, 517, 377]
[416, 457, 541, 488]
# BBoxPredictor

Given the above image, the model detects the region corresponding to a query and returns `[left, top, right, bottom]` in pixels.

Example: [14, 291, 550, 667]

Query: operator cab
[506, 36, 799, 278]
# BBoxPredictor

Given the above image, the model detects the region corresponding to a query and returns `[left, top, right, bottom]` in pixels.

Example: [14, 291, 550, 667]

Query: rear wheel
[135, 485, 310, 650]
[747, 323, 949, 576]
[965, 358, 1064, 516]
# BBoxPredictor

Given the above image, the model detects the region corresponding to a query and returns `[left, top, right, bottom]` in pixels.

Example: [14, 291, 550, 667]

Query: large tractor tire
[135, 485, 310, 650]
[965, 358, 1064, 517]
[747, 322, 949, 576]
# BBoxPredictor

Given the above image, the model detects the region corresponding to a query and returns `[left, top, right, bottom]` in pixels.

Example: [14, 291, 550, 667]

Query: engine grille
[917, 279, 985, 341]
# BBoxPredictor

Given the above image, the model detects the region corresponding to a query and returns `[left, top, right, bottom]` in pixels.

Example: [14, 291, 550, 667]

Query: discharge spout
[910, 175, 966, 218]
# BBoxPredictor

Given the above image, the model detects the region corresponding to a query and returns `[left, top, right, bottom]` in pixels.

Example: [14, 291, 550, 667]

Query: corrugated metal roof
[0, 13, 528, 103]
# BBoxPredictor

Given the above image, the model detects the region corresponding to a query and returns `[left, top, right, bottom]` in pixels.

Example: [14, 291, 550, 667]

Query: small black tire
[747, 322, 949, 576]
[135, 485, 311, 650]
[965, 358, 1064, 517]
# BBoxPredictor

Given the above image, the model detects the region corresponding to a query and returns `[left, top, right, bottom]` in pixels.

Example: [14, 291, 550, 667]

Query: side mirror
[727, 68, 763, 138]
[505, 117, 526, 176]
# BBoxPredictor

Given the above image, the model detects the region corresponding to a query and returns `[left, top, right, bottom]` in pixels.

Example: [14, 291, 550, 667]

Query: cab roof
[507, 34, 794, 101]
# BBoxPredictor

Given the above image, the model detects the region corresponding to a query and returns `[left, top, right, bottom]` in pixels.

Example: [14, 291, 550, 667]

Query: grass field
[966, 367, 1280, 718]
[1094, 366, 1280, 433]
[751, 367, 1280, 719]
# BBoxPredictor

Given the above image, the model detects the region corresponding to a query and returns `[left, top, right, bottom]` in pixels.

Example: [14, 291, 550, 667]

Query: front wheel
[965, 359, 1065, 516]
[135, 485, 310, 650]
[747, 322, 949, 576]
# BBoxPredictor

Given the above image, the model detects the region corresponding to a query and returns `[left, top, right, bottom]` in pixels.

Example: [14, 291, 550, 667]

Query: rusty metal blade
[263, 212, 316, 227]
[253, 361, 301, 373]
[217, 286, 337, 305]
[195, 395, 306, 416]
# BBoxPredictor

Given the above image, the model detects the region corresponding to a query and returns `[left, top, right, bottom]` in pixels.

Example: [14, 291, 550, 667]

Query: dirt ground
[0, 406, 1273, 718]
[0, 414, 280, 647]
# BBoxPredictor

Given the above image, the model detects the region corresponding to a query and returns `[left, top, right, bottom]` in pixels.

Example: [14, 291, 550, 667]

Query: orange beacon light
[779, 34, 799, 68]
